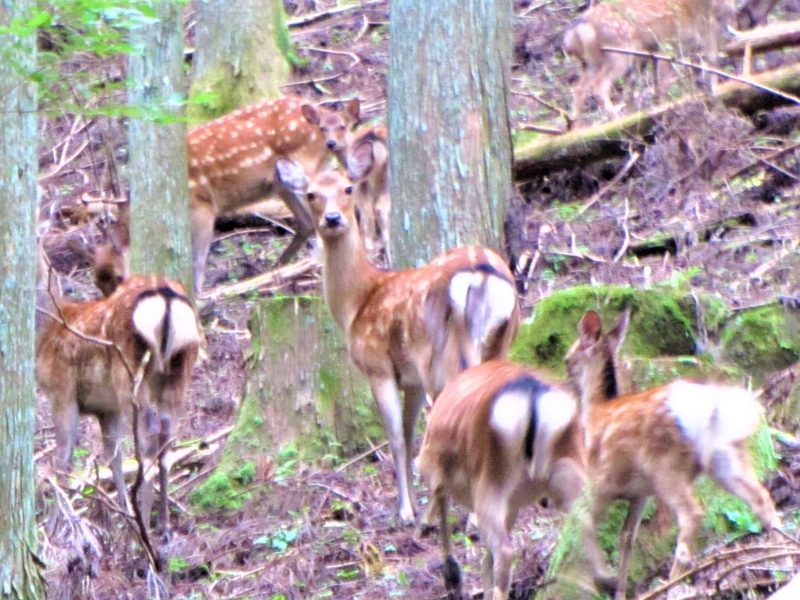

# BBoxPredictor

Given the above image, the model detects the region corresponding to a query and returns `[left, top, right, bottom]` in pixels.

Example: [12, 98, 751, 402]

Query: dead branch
[288, 0, 384, 28]
[724, 20, 800, 57]
[580, 150, 640, 214]
[204, 257, 317, 299]
[306, 46, 361, 68]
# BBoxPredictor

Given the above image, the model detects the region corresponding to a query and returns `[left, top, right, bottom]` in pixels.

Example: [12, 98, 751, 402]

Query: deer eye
[344, 186, 353, 195]
[307, 192, 316, 202]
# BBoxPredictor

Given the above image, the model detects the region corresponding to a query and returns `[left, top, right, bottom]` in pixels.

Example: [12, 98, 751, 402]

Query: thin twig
[602, 46, 800, 106]
[335, 441, 389, 472]
[580, 151, 640, 214]
[613, 198, 630, 263]
[306, 46, 361, 68]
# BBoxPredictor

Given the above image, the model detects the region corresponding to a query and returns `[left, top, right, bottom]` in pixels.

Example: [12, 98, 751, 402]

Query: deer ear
[578, 310, 602, 345]
[301, 104, 320, 126]
[275, 158, 308, 194]
[347, 141, 374, 181]
[608, 308, 631, 353]
[344, 98, 361, 125]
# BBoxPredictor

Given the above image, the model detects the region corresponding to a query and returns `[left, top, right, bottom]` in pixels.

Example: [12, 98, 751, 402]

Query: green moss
[189, 471, 249, 511]
[511, 285, 696, 375]
[722, 305, 800, 381]
[628, 355, 742, 391]
[273, 0, 307, 68]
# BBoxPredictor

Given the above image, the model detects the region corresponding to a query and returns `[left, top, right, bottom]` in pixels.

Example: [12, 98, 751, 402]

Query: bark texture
[0, 0, 45, 596]
[128, 1, 193, 294]
[187, 0, 292, 124]
[388, 0, 513, 266]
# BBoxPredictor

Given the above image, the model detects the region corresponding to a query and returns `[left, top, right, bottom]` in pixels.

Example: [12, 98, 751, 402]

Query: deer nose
[326, 140, 337, 149]
[325, 212, 342, 226]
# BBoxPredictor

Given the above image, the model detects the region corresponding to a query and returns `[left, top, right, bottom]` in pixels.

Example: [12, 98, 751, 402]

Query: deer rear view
[565, 309, 781, 599]
[36, 275, 200, 531]
[562, 0, 734, 125]
[277, 163, 521, 525]
[418, 360, 586, 600]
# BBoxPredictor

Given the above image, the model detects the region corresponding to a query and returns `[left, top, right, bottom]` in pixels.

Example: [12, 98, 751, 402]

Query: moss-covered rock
[627, 355, 744, 391]
[722, 304, 800, 383]
[511, 285, 699, 376]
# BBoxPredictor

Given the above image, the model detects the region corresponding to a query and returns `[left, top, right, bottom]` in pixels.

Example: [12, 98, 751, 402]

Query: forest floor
[34, 0, 800, 599]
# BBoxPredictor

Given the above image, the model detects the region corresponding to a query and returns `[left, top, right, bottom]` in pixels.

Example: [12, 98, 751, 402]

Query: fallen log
[513, 62, 800, 181]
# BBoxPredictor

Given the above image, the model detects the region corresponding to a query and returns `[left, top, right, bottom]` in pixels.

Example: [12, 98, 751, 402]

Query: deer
[562, 0, 736, 125]
[564, 308, 782, 600]
[36, 274, 200, 532]
[345, 124, 391, 266]
[188, 96, 361, 292]
[417, 359, 586, 600]
[275, 162, 521, 525]
[93, 200, 130, 297]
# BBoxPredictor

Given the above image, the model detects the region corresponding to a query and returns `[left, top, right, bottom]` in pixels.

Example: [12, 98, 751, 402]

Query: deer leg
[99, 412, 129, 513]
[657, 479, 704, 580]
[476, 494, 517, 600]
[157, 414, 172, 533]
[371, 377, 416, 525]
[53, 396, 80, 484]
[710, 445, 781, 538]
[276, 186, 315, 265]
[615, 496, 648, 600]
[190, 201, 217, 293]
[436, 492, 462, 598]
[585, 493, 619, 595]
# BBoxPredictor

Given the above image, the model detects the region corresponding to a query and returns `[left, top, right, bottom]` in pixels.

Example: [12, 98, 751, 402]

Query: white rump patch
[666, 380, 763, 468]
[530, 389, 577, 482]
[490, 388, 530, 441]
[165, 299, 200, 359]
[133, 295, 167, 370]
[448, 272, 516, 346]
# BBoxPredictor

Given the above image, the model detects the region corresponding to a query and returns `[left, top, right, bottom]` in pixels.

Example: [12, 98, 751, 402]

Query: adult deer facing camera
[565, 309, 781, 600]
[277, 163, 521, 525]
[418, 360, 586, 600]
[36, 275, 200, 532]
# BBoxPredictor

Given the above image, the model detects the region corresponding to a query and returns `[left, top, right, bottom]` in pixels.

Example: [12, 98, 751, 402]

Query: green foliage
[189, 471, 250, 511]
[167, 556, 189, 573]
[274, 443, 299, 482]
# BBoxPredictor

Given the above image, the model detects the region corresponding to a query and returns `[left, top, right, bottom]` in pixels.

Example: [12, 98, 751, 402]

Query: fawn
[562, 0, 735, 125]
[418, 360, 586, 600]
[565, 309, 781, 599]
[36, 274, 200, 531]
[188, 96, 359, 291]
[346, 124, 391, 266]
[276, 162, 521, 524]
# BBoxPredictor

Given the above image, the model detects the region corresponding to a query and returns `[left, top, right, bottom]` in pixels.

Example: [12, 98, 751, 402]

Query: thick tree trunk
[195, 297, 382, 503]
[514, 62, 800, 181]
[128, 1, 194, 294]
[0, 2, 46, 597]
[188, 0, 292, 124]
[388, 0, 513, 266]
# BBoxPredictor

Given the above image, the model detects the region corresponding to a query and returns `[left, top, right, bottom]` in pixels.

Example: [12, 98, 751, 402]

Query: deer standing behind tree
[562, 0, 736, 125]
[565, 309, 781, 600]
[417, 360, 586, 600]
[36, 273, 200, 532]
[276, 163, 521, 525]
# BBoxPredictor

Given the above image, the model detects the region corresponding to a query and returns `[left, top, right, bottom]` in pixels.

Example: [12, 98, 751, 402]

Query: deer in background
[93, 200, 130, 297]
[346, 124, 391, 266]
[302, 97, 361, 167]
[188, 96, 359, 291]
[277, 163, 521, 525]
[562, 0, 736, 125]
[417, 360, 586, 600]
[565, 309, 781, 600]
[36, 274, 200, 531]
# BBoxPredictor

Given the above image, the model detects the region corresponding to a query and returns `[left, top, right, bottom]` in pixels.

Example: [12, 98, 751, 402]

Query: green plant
[274, 443, 298, 482]
[167, 557, 189, 573]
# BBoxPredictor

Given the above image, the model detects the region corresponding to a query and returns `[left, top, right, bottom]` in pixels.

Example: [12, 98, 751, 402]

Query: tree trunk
[388, 0, 513, 266]
[128, 1, 194, 295]
[192, 297, 382, 506]
[0, 2, 46, 597]
[187, 0, 292, 124]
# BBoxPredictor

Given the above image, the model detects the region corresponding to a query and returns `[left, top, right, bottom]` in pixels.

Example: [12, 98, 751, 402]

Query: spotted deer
[562, 0, 735, 125]
[36, 275, 200, 531]
[188, 96, 360, 291]
[417, 360, 586, 600]
[565, 309, 781, 599]
[94, 200, 130, 297]
[345, 124, 391, 266]
[277, 163, 521, 524]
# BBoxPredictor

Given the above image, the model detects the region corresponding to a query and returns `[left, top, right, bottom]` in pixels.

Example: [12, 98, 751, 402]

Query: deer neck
[581, 354, 622, 412]
[321, 227, 381, 335]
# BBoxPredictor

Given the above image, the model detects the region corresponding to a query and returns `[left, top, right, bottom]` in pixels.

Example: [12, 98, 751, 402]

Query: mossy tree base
[192, 296, 382, 511]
